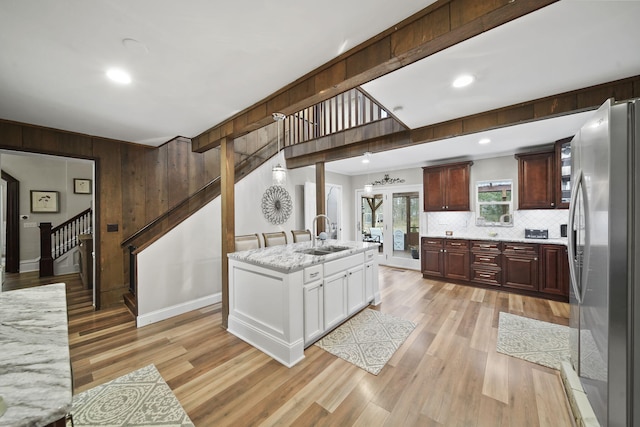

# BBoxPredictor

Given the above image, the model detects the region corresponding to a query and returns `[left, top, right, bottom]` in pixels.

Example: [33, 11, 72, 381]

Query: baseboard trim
[136, 293, 221, 328]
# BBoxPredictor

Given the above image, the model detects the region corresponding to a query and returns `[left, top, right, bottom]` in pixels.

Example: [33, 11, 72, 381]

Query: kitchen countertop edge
[421, 234, 568, 246]
[228, 240, 379, 273]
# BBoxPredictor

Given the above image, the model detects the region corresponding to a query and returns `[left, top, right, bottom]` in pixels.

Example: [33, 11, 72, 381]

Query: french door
[356, 184, 421, 269]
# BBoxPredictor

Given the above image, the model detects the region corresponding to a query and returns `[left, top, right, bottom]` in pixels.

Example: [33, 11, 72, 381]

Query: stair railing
[39, 208, 92, 277]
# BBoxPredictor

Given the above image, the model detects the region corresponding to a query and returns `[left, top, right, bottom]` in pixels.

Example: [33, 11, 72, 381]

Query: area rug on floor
[70, 364, 194, 427]
[496, 312, 570, 370]
[315, 308, 416, 375]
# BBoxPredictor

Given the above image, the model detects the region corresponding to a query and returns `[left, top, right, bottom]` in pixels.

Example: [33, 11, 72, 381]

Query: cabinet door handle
[479, 257, 491, 262]
[534, 257, 538, 261]
[442, 206, 445, 210]
[479, 244, 491, 248]
[427, 241, 438, 244]
[479, 274, 491, 278]
[551, 202, 555, 207]
[512, 246, 528, 250]
[310, 272, 319, 277]
[450, 243, 462, 246]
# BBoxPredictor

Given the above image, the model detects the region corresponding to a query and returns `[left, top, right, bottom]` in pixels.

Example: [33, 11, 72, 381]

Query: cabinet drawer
[422, 237, 443, 247]
[471, 252, 501, 267]
[503, 242, 538, 256]
[324, 253, 364, 277]
[304, 264, 323, 283]
[364, 250, 376, 262]
[470, 240, 502, 252]
[445, 239, 469, 251]
[471, 267, 502, 286]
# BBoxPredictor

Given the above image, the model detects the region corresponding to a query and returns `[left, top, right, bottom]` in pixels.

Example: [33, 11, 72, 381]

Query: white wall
[136, 197, 222, 327]
[235, 152, 354, 243]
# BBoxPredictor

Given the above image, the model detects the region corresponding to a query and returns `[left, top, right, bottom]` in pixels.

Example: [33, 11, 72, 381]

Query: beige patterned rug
[70, 364, 194, 426]
[315, 308, 416, 375]
[497, 312, 570, 370]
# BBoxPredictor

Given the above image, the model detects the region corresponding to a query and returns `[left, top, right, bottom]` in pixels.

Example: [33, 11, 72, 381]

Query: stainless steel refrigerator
[568, 97, 640, 426]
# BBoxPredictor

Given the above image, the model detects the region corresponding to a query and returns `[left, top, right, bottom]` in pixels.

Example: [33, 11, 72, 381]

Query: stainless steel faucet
[312, 214, 331, 247]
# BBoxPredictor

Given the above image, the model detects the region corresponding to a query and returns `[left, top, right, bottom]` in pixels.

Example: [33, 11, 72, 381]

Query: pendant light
[363, 151, 373, 194]
[272, 112, 286, 186]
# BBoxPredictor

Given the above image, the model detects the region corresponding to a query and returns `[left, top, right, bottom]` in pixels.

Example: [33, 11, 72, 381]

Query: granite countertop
[421, 234, 567, 246]
[228, 239, 379, 273]
[0, 283, 72, 427]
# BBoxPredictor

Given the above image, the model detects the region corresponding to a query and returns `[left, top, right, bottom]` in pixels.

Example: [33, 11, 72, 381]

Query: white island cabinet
[228, 240, 380, 367]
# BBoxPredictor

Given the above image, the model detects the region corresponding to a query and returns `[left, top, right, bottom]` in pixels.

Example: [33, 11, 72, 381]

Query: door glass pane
[361, 194, 383, 252]
[392, 192, 419, 259]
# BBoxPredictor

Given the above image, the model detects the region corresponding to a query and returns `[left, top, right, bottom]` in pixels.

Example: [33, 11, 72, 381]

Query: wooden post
[221, 136, 235, 329]
[315, 162, 326, 233]
[39, 222, 54, 277]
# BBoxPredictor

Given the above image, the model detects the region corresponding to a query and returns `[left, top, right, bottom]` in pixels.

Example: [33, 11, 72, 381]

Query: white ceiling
[1, 1, 639, 175]
[0, 0, 432, 145]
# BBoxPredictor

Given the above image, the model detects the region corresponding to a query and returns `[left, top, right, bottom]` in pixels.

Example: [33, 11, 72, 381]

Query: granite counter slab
[227, 239, 379, 273]
[421, 234, 567, 246]
[0, 283, 72, 427]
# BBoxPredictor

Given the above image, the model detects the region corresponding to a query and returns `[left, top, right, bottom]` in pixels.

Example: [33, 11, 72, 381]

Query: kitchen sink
[296, 246, 351, 256]
[320, 245, 350, 252]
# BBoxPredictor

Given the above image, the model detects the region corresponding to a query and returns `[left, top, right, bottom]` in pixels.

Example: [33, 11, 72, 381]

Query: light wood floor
[8, 267, 575, 426]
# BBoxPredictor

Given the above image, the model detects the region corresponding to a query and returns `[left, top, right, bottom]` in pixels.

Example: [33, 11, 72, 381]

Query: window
[476, 179, 513, 226]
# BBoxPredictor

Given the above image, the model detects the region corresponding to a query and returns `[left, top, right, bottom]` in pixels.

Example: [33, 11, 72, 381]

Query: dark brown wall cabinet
[421, 237, 568, 301]
[423, 161, 473, 212]
[516, 138, 572, 210]
[516, 151, 555, 209]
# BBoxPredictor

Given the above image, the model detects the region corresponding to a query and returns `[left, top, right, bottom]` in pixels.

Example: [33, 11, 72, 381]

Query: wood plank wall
[0, 120, 220, 308]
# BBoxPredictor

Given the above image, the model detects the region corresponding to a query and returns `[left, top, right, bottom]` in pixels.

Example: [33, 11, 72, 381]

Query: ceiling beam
[284, 75, 640, 169]
[192, 0, 558, 153]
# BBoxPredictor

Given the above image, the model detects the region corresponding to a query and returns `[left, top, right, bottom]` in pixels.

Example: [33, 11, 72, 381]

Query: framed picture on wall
[74, 178, 92, 194]
[30, 190, 60, 213]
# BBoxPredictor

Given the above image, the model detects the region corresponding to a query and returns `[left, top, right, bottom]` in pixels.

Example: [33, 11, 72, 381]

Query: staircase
[120, 87, 395, 314]
[39, 208, 92, 277]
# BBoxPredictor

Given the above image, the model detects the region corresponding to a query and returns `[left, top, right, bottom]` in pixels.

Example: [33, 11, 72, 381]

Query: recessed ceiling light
[452, 74, 474, 88]
[478, 138, 491, 145]
[106, 68, 132, 84]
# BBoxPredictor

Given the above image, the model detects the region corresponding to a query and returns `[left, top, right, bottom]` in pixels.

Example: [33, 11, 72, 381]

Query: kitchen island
[227, 239, 380, 367]
[0, 283, 72, 427]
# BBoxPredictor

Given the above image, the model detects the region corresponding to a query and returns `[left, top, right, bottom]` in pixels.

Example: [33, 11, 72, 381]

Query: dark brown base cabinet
[539, 244, 570, 297]
[502, 243, 539, 292]
[421, 237, 569, 301]
[444, 239, 470, 281]
[470, 240, 502, 287]
[420, 238, 470, 280]
[421, 238, 444, 277]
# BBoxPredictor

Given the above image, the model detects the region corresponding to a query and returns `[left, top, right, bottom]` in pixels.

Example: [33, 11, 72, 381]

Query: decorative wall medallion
[261, 185, 293, 225]
[371, 174, 405, 186]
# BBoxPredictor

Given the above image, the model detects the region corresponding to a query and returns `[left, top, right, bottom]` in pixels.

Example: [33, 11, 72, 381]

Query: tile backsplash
[423, 209, 569, 240]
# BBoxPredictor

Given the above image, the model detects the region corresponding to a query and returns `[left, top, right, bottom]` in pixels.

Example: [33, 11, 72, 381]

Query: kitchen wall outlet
[107, 223, 119, 232]
[23, 222, 37, 228]
[445, 231, 453, 236]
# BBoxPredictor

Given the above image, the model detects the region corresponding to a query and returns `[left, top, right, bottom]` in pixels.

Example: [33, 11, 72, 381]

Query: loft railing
[286, 88, 389, 146]
[39, 208, 92, 277]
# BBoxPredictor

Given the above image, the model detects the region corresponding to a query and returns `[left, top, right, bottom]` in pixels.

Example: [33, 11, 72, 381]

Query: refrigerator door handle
[568, 169, 584, 304]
